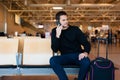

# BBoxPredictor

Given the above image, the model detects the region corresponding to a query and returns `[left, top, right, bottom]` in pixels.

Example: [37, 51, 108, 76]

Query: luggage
[90, 38, 115, 80]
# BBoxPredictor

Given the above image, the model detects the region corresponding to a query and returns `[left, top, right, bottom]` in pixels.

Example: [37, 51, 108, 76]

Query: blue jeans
[50, 53, 90, 80]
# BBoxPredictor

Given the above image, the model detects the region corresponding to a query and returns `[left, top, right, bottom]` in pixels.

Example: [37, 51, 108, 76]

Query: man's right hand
[56, 25, 63, 38]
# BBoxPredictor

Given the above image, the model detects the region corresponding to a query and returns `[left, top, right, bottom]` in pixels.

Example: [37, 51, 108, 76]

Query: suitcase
[90, 38, 115, 80]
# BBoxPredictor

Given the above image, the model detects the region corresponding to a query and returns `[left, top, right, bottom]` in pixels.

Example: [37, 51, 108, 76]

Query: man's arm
[51, 28, 60, 53]
[76, 27, 91, 60]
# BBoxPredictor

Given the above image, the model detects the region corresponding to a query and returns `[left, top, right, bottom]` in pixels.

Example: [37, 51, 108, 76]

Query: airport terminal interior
[0, 0, 120, 80]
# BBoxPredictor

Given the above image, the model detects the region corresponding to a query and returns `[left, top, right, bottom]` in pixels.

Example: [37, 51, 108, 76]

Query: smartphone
[56, 20, 61, 26]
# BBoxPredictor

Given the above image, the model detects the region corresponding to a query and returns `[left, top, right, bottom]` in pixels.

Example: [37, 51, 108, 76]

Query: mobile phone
[56, 20, 61, 26]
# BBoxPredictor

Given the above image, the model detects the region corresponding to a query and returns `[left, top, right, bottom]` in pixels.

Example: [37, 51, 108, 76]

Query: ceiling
[1, 0, 120, 28]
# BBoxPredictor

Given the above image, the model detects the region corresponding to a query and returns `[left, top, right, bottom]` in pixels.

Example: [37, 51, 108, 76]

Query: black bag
[90, 38, 115, 80]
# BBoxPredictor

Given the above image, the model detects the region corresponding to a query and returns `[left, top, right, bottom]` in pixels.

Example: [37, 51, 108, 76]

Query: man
[50, 11, 91, 80]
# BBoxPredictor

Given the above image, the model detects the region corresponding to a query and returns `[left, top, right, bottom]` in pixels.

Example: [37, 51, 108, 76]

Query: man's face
[59, 15, 68, 28]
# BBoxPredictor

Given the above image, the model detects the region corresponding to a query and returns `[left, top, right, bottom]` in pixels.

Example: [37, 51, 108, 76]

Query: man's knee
[50, 57, 54, 65]
[49, 56, 58, 66]
[81, 57, 90, 67]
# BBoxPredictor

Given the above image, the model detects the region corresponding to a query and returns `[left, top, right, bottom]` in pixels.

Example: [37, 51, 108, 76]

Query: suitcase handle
[97, 37, 108, 59]
[94, 61, 112, 69]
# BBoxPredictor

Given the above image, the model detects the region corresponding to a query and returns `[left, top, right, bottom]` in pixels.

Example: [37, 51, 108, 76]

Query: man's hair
[55, 11, 67, 20]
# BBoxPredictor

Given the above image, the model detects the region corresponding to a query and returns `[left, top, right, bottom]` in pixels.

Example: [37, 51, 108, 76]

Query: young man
[50, 11, 91, 80]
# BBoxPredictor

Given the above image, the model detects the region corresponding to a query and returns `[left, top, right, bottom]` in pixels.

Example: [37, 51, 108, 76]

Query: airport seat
[21, 38, 53, 67]
[0, 38, 20, 76]
[0, 38, 19, 68]
[18, 38, 53, 75]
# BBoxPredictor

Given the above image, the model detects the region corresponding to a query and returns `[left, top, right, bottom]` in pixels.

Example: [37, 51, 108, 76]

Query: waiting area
[0, 37, 81, 80]
[0, 37, 119, 80]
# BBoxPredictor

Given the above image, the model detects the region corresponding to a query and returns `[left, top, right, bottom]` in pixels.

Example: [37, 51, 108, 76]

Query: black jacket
[51, 25, 91, 55]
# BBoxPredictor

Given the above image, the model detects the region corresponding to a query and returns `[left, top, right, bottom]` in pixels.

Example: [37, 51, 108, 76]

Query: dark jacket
[51, 25, 91, 55]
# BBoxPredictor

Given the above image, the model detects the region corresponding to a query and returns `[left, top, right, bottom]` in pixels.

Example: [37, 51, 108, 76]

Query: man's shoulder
[52, 27, 56, 31]
[69, 25, 80, 30]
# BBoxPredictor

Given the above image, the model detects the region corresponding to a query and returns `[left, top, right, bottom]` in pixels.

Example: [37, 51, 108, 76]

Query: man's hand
[78, 52, 88, 60]
[56, 25, 63, 38]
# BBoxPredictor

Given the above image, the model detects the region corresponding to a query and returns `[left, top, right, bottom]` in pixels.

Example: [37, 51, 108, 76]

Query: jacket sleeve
[76, 27, 91, 54]
[51, 28, 60, 53]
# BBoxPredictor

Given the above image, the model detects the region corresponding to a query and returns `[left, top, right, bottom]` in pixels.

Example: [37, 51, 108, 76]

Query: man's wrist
[83, 52, 88, 56]
[54, 52, 58, 56]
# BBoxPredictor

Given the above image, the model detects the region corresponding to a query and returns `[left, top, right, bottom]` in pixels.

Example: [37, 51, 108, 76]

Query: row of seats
[0, 37, 53, 76]
[0, 37, 53, 67]
[0, 37, 79, 76]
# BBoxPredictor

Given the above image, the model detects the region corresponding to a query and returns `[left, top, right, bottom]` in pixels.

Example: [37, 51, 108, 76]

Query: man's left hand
[78, 52, 88, 60]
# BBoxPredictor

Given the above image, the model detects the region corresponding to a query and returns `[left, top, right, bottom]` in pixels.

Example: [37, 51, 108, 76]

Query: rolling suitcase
[90, 38, 115, 80]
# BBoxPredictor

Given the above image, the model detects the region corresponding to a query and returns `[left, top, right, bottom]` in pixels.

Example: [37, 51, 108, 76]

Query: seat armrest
[16, 53, 22, 66]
